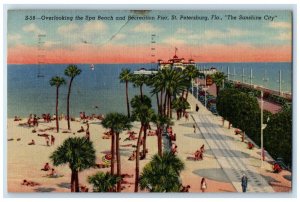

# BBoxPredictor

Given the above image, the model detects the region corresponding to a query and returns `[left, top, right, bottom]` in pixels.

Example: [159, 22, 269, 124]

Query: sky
[7, 10, 292, 64]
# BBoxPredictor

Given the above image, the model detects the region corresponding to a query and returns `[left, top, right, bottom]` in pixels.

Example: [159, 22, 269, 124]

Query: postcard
[6, 9, 292, 193]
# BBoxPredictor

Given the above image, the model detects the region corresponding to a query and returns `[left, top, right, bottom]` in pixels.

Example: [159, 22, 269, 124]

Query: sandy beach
[7, 117, 159, 193]
[7, 98, 291, 193]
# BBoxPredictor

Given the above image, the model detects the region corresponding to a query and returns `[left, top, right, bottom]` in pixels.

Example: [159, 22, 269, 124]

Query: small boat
[90, 64, 95, 71]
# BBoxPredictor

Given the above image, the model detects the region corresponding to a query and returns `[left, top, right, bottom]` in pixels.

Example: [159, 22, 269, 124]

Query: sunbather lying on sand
[21, 179, 40, 187]
[28, 139, 35, 145]
[8, 138, 14, 141]
[14, 116, 22, 121]
[37, 133, 49, 137]
[77, 126, 85, 133]
[128, 151, 137, 161]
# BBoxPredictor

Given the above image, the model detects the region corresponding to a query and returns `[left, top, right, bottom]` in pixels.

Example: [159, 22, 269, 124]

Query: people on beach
[200, 144, 205, 153]
[200, 177, 207, 192]
[193, 124, 196, 133]
[28, 139, 35, 145]
[273, 162, 282, 173]
[27, 114, 33, 127]
[170, 133, 176, 141]
[128, 151, 136, 161]
[33, 114, 38, 127]
[241, 174, 248, 192]
[41, 163, 51, 171]
[77, 126, 85, 133]
[21, 179, 40, 187]
[185, 112, 189, 121]
[50, 135, 55, 146]
[171, 143, 178, 155]
[48, 168, 58, 177]
[45, 136, 50, 146]
[196, 104, 199, 112]
[180, 185, 191, 192]
[14, 116, 22, 121]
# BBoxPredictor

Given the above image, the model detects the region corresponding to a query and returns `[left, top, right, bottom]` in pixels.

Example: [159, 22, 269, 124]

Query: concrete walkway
[188, 94, 275, 193]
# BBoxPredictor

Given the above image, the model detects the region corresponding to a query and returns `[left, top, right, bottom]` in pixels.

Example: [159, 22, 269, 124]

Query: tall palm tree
[119, 69, 132, 118]
[139, 152, 185, 192]
[50, 137, 96, 192]
[131, 74, 148, 100]
[88, 172, 122, 192]
[101, 112, 132, 192]
[183, 65, 200, 100]
[131, 100, 155, 192]
[151, 114, 173, 157]
[49, 76, 66, 132]
[211, 71, 226, 97]
[64, 65, 82, 130]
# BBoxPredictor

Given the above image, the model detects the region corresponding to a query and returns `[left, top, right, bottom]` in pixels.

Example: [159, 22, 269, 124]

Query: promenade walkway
[187, 93, 275, 192]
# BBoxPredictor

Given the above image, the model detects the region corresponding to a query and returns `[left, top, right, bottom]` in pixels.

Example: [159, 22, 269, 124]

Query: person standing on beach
[200, 177, 207, 192]
[241, 174, 248, 192]
[196, 104, 199, 112]
[50, 135, 55, 146]
[193, 124, 196, 133]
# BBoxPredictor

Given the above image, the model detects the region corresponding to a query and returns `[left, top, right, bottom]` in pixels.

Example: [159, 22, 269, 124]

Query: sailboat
[90, 64, 95, 71]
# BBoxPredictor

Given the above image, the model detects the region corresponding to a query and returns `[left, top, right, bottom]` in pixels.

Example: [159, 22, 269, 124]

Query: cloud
[44, 40, 61, 48]
[163, 37, 186, 45]
[132, 22, 161, 32]
[8, 34, 22, 41]
[82, 21, 107, 33]
[22, 23, 45, 35]
[57, 23, 79, 36]
[274, 32, 292, 41]
[175, 28, 192, 35]
[57, 21, 108, 44]
[269, 21, 291, 29]
[185, 28, 250, 41]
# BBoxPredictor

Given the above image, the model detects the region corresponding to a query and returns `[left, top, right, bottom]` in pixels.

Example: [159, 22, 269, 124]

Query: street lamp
[260, 90, 267, 167]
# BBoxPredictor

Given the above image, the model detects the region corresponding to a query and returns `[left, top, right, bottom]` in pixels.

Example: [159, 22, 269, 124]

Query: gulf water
[7, 62, 292, 118]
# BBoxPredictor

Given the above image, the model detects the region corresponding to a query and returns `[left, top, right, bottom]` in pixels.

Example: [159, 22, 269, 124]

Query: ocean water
[7, 62, 292, 118]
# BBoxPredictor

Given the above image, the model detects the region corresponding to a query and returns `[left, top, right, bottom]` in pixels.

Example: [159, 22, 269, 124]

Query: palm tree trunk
[70, 170, 75, 192]
[163, 92, 168, 116]
[143, 124, 147, 157]
[116, 132, 121, 192]
[135, 125, 143, 192]
[111, 129, 115, 175]
[126, 81, 130, 118]
[216, 85, 220, 97]
[169, 94, 172, 118]
[67, 77, 74, 130]
[140, 85, 143, 100]
[160, 90, 163, 115]
[166, 94, 170, 118]
[157, 126, 162, 157]
[156, 93, 160, 114]
[56, 86, 59, 133]
[185, 87, 189, 100]
[74, 170, 79, 192]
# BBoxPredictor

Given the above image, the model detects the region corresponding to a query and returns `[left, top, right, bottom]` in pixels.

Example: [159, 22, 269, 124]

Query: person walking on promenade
[200, 177, 207, 192]
[193, 124, 196, 133]
[196, 104, 199, 112]
[241, 174, 248, 192]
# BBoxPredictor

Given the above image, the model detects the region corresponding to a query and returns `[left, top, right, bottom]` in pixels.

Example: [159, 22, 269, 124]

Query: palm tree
[64, 65, 82, 130]
[131, 95, 152, 158]
[49, 76, 66, 132]
[139, 152, 184, 192]
[131, 74, 148, 100]
[50, 137, 96, 192]
[119, 69, 132, 118]
[88, 172, 122, 192]
[183, 65, 200, 100]
[151, 114, 173, 157]
[131, 100, 155, 192]
[211, 72, 226, 97]
[101, 112, 132, 192]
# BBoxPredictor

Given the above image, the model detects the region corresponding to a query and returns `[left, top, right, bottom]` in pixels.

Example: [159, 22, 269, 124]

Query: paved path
[189, 95, 274, 193]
